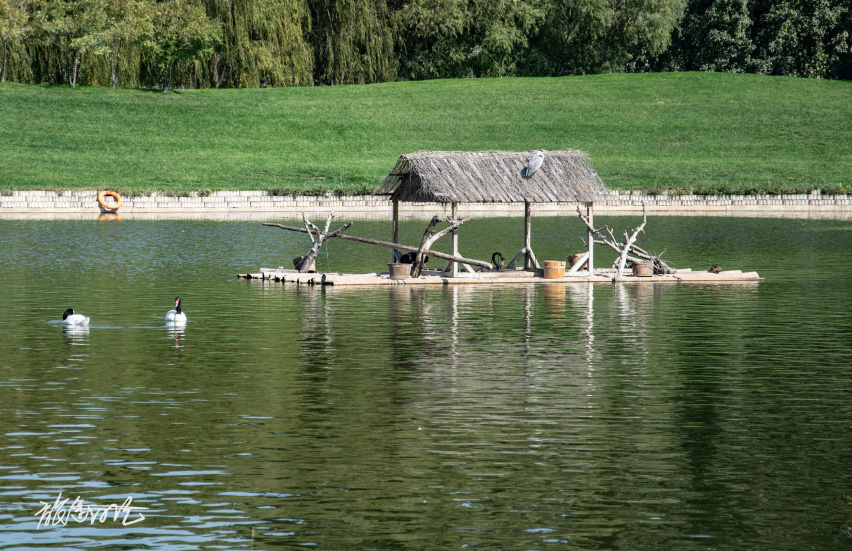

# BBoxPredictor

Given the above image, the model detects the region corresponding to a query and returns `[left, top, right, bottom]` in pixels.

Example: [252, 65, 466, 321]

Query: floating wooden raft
[237, 267, 763, 285]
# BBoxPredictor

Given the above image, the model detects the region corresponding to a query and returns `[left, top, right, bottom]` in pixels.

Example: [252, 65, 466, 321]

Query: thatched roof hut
[377, 150, 607, 204]
[378, 150, 606, 276]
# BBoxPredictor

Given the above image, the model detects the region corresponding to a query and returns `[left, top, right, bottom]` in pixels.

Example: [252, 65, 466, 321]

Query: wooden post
[451, 202, 459, 277]
[586, 202, 594, 275]
[392, 198, 400, 263]
[524, 200, 532, 270]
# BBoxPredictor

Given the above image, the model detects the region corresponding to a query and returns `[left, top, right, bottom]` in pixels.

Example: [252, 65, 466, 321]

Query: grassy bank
[1, 72, 850, 196]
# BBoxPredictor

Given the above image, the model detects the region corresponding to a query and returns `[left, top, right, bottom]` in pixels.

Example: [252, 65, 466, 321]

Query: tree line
[2, 0, 850, 91]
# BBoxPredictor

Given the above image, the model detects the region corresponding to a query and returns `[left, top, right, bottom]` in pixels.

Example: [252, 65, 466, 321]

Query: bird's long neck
[175, 301, 181, 314]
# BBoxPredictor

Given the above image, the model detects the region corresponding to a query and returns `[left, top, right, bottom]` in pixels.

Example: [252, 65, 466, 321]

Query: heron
[524, 150, 545, 178]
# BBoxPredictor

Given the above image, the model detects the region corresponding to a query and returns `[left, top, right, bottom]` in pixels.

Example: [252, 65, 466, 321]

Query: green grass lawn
[2, 72, 850, 195]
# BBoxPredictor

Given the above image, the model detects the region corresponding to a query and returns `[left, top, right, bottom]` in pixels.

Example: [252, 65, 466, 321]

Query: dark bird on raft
[523, 150, 545, 178]
[399, 252, 428, 265]
[492, 252, 505, 270]
[709, 264, 722, 273]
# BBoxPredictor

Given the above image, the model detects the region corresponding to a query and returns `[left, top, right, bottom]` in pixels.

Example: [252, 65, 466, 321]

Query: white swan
[165, 296, 187, 324]
[62, 308, 90, 326]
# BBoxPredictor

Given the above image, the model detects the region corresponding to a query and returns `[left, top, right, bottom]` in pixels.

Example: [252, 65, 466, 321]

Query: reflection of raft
[238, 267, 763, 286]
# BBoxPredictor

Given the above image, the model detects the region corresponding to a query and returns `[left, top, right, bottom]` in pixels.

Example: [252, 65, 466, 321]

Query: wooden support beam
[392, 198, 400, 263]
[586, 203, 594, 275]
[451, 202, 459, 277]
[524, 201, 532, 270]
[567, 252, 589, 273]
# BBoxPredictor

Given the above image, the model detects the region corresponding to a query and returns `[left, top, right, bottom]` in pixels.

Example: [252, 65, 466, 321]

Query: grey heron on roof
[523, 150, 545, 178]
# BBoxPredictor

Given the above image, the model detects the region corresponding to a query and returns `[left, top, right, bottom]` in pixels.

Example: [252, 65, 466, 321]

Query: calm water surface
[0, 215, 850, 550]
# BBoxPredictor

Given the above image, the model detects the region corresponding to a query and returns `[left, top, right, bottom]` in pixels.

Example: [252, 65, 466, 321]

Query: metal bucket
[632, 261, 653, 277]
[388, 263, 411, 279]
[543, 260, 566, 279]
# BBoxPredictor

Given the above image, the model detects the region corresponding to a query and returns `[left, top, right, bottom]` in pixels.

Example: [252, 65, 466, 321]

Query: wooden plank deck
[238, 267, 763, 285]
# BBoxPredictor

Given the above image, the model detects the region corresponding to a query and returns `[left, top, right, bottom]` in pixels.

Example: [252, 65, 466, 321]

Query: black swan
[166, 296, 187, 324]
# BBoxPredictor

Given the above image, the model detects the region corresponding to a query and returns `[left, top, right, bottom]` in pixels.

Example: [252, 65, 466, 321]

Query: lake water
[1, 215, 850, 550]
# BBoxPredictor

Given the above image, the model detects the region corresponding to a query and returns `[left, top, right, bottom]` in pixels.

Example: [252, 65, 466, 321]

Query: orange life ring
[97, 190, 122, 210]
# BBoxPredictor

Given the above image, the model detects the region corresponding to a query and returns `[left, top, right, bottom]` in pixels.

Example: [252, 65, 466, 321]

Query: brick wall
[1, 189, 850, 219]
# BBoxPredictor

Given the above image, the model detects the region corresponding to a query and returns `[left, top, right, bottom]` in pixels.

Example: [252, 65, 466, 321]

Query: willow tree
[202, 0, 313, 88]
[0, 0, 35, 82]
[91, 0, 148, 87]
[145, 0, 221, 92]
[36, 0, 111, 87]
[395, 0, 547, 79]
[533, 0, 688, 74]
[307, 0, 396, 85]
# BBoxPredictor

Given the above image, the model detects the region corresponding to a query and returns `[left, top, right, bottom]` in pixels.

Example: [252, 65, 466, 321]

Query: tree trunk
[412, 216, 469, 277]
[163, 63, 173, 93]
[410, 216, 441, 277]
[212, 52, 226, 88]
[294, 212, 353, 273]
[1, 37, 7, 83]
[109, 40, 123, 88]
[68, 52, 80, 88]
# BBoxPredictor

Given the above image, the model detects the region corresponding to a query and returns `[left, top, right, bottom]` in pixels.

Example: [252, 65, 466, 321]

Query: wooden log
[263, 222, 493, 270]
[567, 252, 589, 273]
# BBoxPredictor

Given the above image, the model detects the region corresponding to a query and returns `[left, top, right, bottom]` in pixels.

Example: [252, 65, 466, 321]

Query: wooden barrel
[632, 261, 653, 277]
[543, 260, 566, 279]
[388, 263, 411, 279]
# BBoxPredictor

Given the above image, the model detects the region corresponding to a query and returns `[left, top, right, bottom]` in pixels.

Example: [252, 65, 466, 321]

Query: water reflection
[0, 217, 850, 550]
[62, 325, 90, 343]
[167, 324, 185, 349]
[566, 282, 595, 371]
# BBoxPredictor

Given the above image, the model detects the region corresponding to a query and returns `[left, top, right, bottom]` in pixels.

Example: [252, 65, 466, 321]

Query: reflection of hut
[377, 150, 607, 275]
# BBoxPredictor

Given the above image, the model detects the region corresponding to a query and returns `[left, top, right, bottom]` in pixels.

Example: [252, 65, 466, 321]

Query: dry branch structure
[377, 150, 608, 275]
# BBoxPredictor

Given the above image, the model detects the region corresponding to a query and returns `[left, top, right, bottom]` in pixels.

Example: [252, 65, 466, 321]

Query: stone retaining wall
[1, 189, 850, 219]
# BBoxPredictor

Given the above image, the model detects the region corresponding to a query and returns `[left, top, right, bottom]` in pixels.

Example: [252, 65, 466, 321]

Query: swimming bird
[62, 308, 90, 326]
[165, 296, 187, 324]
[523, 150, 545, 178]
[492, 252, 505, 270]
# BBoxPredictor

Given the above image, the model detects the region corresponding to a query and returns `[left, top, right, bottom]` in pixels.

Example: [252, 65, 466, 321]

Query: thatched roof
[377, 150, 607, 204]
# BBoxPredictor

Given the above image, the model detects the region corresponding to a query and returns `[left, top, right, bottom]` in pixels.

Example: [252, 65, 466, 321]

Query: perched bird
[708, 264, 722, 274]
[399, 252, 428, 265]
[62, 308, 90, 326]
[492, 252, 505, 270]
[165, 296, 187, 324]
[523, 150, 545, 178]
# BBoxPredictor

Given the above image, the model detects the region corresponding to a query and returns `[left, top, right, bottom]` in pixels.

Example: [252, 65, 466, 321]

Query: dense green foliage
[1, 0, 850, 89]
[662, 0, 852, 78]
[2, 73, 849, 195]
